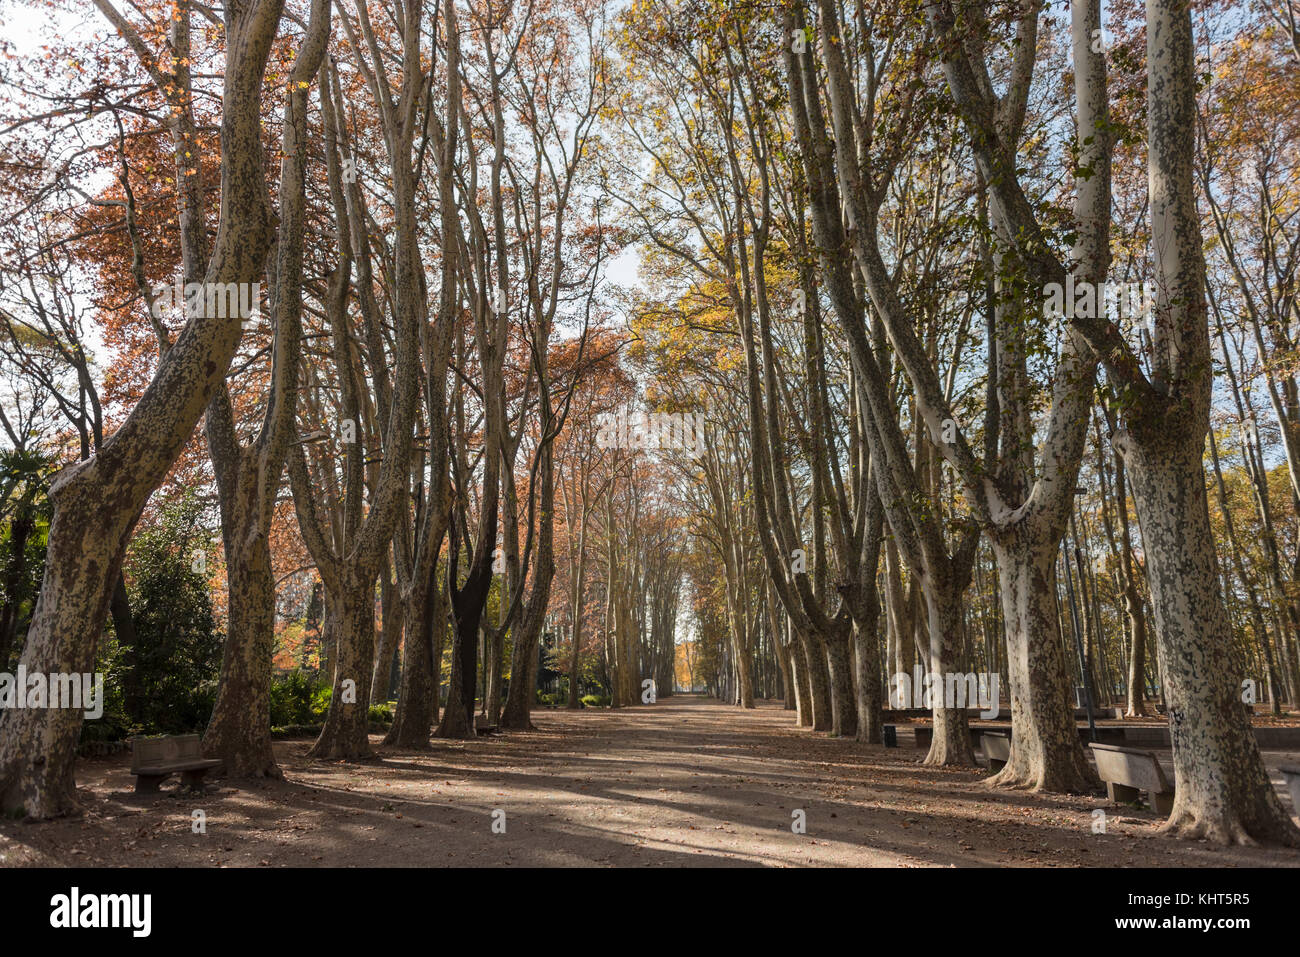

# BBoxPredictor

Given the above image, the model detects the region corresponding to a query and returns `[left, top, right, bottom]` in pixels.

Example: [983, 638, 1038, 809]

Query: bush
[98, 495, 223, 738]
[269, 670, 327, 727]
[0, 449, 52, 672]
[581, 694, 610, 708]
[79, 633, 131, 744]
[310, 684, 333, 719]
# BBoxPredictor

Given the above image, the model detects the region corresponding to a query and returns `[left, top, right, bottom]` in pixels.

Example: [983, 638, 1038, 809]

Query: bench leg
[180, 769, 208, 793]
[135, 774, 167, 794]
[1150, 790, 1175, 816]
[1106, 782, 1142, 805]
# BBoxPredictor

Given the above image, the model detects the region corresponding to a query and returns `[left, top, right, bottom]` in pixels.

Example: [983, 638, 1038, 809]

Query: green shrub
[581, 694, 610, 708]
[310, 685, 332, 718]
[269, 670, 326, 727]
[97, 494, 223, 738]
[79, 633, 131, 744]
[0, 449, 52, 673]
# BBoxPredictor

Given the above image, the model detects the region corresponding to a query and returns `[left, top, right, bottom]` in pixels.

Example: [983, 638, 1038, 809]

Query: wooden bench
[1280, 766, 1300, 815]
[130, 734, 221, 794]
[981, 732, 1010, 773]
[474, 713, 499, 736]
[1089, 742, 1174, 814]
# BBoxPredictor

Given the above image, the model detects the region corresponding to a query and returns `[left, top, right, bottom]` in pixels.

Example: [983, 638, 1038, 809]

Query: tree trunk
[438, 562, 486, 739]
[1120, 430, 1298, 842]
[772, 620, 795, 712]
[484, 624, 503, 724]
[0, 0, 285, 819]
[732, 624, 754, 708]
[309, 572, 376, 760]
[320, 602, 338, 688]
[786, 626, 810, 725]
[370, 560, 399, 704]
[438, 618, 476, 738]
[565, 524, 588, 709]
[797, 628, 831, 731]
[202, 494, 280, 777]
[0, 489, 126, 816]
[921, 583, 976, 767]
[989, 537, 1098, 791]
[384, 574, 438, 747]
[1124, 584, 1150, 717]
[1100, 0, 1299, 844]
[502, 584, 553, 730]
[854, 616, 883, 744]
[823, 627, 857, 737]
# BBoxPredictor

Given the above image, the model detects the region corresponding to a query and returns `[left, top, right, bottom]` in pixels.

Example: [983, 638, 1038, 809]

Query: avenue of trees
[0, 0, 1297, 847]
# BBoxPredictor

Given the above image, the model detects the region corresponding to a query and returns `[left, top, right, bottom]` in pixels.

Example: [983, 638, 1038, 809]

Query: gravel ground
[3, 695, 1298, 867]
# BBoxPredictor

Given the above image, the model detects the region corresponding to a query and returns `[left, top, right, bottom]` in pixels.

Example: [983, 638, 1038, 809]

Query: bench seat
[1280, 766, 1300, 816]
[130, 734, 222, 794]
[1089, 741, 1174, 814]
[981, 732, 1011, 773]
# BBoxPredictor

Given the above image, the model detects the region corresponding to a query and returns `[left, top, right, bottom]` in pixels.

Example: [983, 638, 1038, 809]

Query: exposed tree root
[985, 754, 1100, 794]
[1158, 805, 1300, 847]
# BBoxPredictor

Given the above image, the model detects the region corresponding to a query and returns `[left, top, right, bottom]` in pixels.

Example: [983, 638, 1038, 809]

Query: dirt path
[3, 695, 1298, 867]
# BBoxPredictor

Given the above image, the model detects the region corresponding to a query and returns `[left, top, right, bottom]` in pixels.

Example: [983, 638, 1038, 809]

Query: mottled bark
[787, 634, 811, 725]
[497, 393, 565, 731]
[908, 0, 1110, 789]
[1112, 437, 1150, 718]
[371, 561, 399, 704]
[309, 572, 376, 760]
[501, 487, 556, 733]
[823, 628, 857, 738]
[1100, 0, 1299, 844]
[989, 538, 1097, 791]
[886, 543, 915, 680]
[1124, 594, 1150, 718]
[774, 631, 794, 711]
[483, 624, 504, 725]
[1123, 431, 1297, 842]
[202, 0, 329, 778]
[0, 488, 125, 816]
[384, 575, 440, 748]
[798, 627, 832, 731]
[202, 467, 280, 777]
[726, 580, 755, 709]
[0, 0, 285, 818]
[921, 584, 976, 767]
[291, 5, 425, 758]
[438, 531, 491, 739]
[854, 615, 883, 745]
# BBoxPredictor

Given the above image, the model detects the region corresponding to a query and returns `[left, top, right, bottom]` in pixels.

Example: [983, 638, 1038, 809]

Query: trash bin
[882, 724, 897, 748]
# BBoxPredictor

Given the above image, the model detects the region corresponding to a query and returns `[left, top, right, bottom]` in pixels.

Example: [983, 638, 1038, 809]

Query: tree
[202, 0, 331, 778]
[0, 0, 286, 818]
[288, 0, 428, 759]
